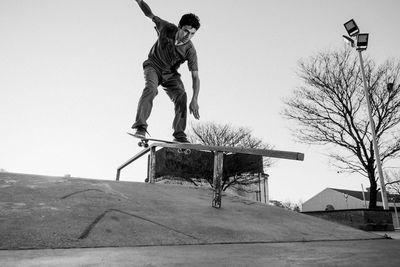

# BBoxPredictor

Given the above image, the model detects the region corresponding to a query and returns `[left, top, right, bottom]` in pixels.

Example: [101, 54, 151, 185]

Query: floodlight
[340, 20, 389, 210]
[344, 19, 359, 37]
[342, 35, 355, 47]
[356, 33, 369, 50]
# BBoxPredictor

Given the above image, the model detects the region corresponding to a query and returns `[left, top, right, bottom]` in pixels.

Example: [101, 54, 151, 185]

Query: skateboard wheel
[144, 143, 149, 148]
[138, 142, 143, 147]
[184, 149, 191, 155]
[177, 148, 183, 153]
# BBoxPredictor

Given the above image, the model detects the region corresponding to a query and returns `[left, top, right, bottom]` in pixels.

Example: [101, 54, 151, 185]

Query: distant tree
[269, 200, 285, 209]
[283, 48, 400, 209]
[385, 170, 400, 195]
[189, 122, 270, 150]
[270, 200, 301, 212]
[293, 205, 301, 212]
[188, 122, 273, 190]
[282, 201, 302, 212]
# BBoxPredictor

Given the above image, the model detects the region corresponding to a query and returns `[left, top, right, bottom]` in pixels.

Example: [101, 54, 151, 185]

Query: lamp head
[344, 19, 359, 37]
[356, 33, 369, 50]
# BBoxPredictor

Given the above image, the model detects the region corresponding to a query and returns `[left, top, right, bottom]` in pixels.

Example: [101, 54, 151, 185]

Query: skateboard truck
[138, 139, 150, 148]
[128, 132, 191, 154]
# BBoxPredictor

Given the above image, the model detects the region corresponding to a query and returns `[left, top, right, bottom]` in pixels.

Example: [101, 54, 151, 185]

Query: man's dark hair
[179, 13, 200, 30]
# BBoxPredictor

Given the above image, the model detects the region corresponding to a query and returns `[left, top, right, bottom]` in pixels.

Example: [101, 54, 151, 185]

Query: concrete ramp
[0, 172, 381, 249]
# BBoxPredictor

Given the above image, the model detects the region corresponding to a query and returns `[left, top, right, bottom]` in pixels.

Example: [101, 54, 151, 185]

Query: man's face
[175, 25, 197, 45]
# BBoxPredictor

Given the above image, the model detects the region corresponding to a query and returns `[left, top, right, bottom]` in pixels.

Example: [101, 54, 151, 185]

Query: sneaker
[173, 136, 190, 143]
[133, 127, 147, 139]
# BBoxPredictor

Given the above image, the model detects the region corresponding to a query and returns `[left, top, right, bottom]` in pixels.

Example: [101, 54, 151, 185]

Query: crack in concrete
[78, 209, 201, 241]
[61, 189, 105, 199]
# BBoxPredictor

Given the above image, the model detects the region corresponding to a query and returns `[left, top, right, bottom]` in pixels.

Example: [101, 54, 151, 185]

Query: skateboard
[127, 132, 191, 154]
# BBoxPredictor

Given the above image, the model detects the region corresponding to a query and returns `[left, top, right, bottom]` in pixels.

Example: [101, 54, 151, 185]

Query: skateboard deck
[127, 132, 191, 154]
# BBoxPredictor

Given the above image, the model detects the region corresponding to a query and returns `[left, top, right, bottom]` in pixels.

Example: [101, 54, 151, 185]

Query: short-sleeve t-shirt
[143, 16, 198, 74]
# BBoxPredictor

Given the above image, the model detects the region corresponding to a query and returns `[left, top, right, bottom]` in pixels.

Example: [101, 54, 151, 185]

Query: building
[302, 188, 400, 228]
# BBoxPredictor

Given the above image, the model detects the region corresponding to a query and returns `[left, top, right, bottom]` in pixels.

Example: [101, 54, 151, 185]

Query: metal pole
[361, 184, 367, 208]
[258, 173, 261, 202]
[358, 49, 389, 210]
[394, 200, 399, 228]
[344, 193, 349, 209]
[263, 176, 266, 204]
[149, 146, 156, 184]
[115, 147, 151, 181]
[265, 175, 269, 203]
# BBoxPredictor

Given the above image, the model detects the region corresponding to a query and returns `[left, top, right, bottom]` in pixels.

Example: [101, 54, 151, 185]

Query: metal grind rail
[116, 142, 304, 208]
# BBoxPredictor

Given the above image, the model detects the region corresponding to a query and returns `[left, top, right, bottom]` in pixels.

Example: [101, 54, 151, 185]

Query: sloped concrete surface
[2, 240, 400, 267]
[0, 172, 381, 250]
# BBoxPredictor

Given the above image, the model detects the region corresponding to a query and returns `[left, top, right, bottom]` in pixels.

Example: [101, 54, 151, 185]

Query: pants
[132, 66, 188, 139]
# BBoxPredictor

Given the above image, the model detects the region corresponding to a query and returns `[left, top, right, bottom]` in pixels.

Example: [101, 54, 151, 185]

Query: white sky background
[1, 0, 400, 203]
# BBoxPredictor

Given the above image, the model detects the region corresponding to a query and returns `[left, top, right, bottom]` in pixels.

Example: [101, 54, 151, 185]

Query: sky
[1, 0, 400, 204]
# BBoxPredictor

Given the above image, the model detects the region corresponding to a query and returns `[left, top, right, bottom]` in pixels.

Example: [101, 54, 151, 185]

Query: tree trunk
[368, 168, 378, 209]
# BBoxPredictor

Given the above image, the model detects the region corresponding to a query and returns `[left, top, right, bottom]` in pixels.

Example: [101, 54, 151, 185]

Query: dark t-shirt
[143, 16, 198, 74]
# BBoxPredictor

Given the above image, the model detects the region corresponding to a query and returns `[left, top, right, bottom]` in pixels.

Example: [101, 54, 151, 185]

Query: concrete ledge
[303, 209, 394, 231]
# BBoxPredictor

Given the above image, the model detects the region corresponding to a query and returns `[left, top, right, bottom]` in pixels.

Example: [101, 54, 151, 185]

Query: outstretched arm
[134, 0, 155, 19]
[189, 71, 200, 120]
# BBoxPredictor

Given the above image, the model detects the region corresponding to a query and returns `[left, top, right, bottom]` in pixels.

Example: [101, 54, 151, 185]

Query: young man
[132, 0, 201, 143]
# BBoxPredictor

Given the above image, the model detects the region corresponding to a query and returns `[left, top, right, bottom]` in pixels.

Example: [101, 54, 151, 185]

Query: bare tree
[188, 122, 273, 190]
[270, 200, 301, 212]
[283, 48, 400, 208]
[385, 170, 400, 195]
[189, 122, 266, 148]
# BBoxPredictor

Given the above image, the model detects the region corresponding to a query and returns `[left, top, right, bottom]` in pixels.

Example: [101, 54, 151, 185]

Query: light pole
[392, 196, 399, 228]
[343, 19, 389, 210]
[344, 193, 349, 209]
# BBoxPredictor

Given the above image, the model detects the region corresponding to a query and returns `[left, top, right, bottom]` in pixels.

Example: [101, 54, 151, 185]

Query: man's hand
[189, 99, 200, 120]
[190, 71, 200, 119]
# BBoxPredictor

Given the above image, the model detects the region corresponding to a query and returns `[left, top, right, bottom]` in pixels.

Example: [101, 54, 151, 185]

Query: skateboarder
[131, 0, 201, 143]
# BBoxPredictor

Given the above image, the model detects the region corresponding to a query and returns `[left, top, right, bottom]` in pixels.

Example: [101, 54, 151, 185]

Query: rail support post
[212, 151, 224, 208]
